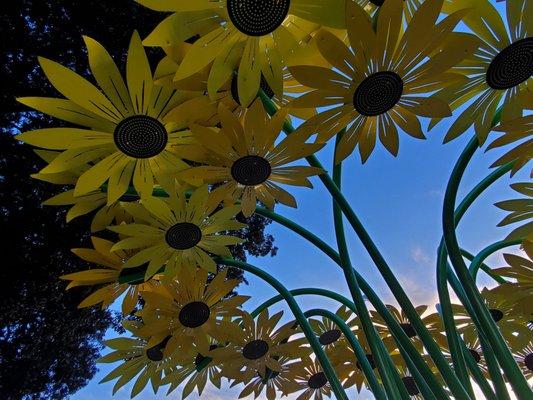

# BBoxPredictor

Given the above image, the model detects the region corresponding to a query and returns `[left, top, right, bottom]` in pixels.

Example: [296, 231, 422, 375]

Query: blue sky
[71, 2, 527, 399]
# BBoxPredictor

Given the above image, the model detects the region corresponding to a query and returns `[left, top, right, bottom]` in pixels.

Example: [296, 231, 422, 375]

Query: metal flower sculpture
[15, 0, 533, 399]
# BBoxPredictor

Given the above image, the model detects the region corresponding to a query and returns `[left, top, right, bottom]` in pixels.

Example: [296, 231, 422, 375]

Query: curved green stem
[217, 258, 348, 400]
[332, 133, 406, 400]
[304, 308, 387, 400]
[461, 249, 507, 284]
[260, 90, 469, 400]
[469, 239, 522, 280]
[442, 136, 531, 398]
[250, 288, 357, 317]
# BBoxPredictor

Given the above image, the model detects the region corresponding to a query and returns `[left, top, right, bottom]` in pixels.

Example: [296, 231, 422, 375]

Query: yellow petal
[237, 38, 262, 107]
[127, 31, 153, 114]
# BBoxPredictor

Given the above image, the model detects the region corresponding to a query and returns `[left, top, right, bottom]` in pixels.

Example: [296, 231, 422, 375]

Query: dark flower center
[114, 115, 168, 159]
[146, 335, 171, 361]
[308, 372, 328, 389]
[356, 353, 376, 370]
[400, 323, 417, 338]
[231, 74, 274, 105]
[468, 348, 482, 364]
[231, 155, 272, 186]
[179, 301, 211, 328]
[489, 308, 504, 323]
[319, 329, 342, 346]
[227, 0, 290, 37]
[486, 38, 533, 90]
[402, 376, 420, 396]
[165, 222, 202, 250]
[524, 353, 533, 372]
[353, 71, 404, 116]
[242, 339, 269, 360]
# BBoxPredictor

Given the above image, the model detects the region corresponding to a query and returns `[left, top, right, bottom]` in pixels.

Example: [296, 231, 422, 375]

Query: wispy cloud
[410, 245, 434, 267]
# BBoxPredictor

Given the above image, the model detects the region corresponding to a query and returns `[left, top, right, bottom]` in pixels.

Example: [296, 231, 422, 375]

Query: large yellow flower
[60, 237, 158, 315]
[289, 0, 479, 163]
[16, 32, 199, 203]
[98, 321, 183, 397]
[137, 0, 346, 107]
[432, 0, 533, 144]
[309, 306, 356, 361]
[175, 100, 324, 217]
[32, 150, 132, 232]
[211, 309, 308, 377]
[136, 267, 248, 355]
[110, 185, 245, 279]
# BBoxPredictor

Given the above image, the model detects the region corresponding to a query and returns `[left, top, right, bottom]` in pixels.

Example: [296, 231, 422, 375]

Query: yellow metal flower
[32, 150, 132, 232]
[136, 267, 248, 356]
[162, 339, 224, 399]
[493, 241, 533, 302]
[512, 341, 533, 380]
[212, 310, 307, 377]
[495, 182, 533, 243]
[289, 0, 478, 162]
[60, 237, 158, 315]
[432, 0, 533, 144]
[98, 322, 183, 397]
[488, 113, 532, 176]
[232, 356, 302, 400]
[137, 0, 346, 107]
[16, 32, 197, 203]
[309, 306, 356, 360]
[110, 185, 245, 279]
[288, 356, 338, 400]
[175, 100, 324, 217]
[370, 305, 448, 351]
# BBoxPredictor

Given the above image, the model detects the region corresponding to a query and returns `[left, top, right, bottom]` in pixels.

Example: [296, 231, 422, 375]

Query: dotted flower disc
[356, 354, 376, 370]
[308, 372, 328, 389]
[524, 353, 533, 372]
[402, 376, 420, 396]
[400, 323, 417, 338]
[486, 38, 533, 90]
[146, 336, 172, 361]
[468, 349, 482, 363]
[231, 74, 275, 105]
[489, 308, 504, 322]
[242, 339, 270, 360]
[113, 115, 168, 159]
[227, 0, 291, 37]
[165, 222, 202, 250]
[318, 329, 342, 346]
[179, 301, 211, 328]
[231, 155, 272, 186]
[353, 71, 404, 117]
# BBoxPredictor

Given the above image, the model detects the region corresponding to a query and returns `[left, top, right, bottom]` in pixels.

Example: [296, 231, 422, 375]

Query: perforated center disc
[486, 38, 533, 90]
[165, 222, 202, 250]
[179, 301, 211, 328]
[400, 323, 417, 338]
[468, 349, 481, 364]
[402, 376, 420, 396]
[242, 339, 269, 360]
[319, 329, 342, 346]
[489, 308, 503, 322]
[146, 336, 171, 361]
[231, 155, 272, 186]
[113, 115, 168, 159]
[308, 372, 328, 389]
[227, 0, 290, 36]
[525, 353, 533, 372]
[353, 71, 404, 116]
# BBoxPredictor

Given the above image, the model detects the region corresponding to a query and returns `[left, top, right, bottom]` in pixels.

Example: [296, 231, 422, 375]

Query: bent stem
[217, 258, 348, 400]
[304, 308, 387, 400]
[469, 239, 522, 280]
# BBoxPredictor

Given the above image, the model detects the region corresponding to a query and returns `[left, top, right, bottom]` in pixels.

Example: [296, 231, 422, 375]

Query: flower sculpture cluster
[16, 0, 532, 399]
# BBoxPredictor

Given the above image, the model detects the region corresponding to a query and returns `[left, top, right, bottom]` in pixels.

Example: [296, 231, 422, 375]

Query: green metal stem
[304, 309, 387, 400]
[260, 90, 470, 400]
[250, 288, 357, 317]
[461, 249, 507, 284]
[332, 132, 405, 400]
[217, 258, 348, 400]
[441, 136, 531, 398]
[459, 339, 498, 400]
[469, 239, 522, 280]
